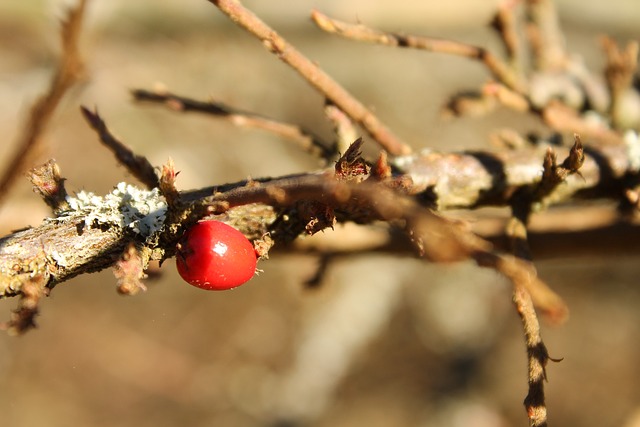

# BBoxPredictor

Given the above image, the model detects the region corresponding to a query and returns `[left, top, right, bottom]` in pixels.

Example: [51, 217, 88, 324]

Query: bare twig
[503, 130, 582, 425]
[491, 0, 523, 69]
[324, 102, 358, 157]
[525, 0, 567, 71]
[601, 37, 640, 129]
[289, 208, 640, 260]
[514, 283, 556, 427]
[0, 0, 87, 205]
[483, 81, 531, 112]
[441, 90, 499, 118]
[507, 215, 554, 426]
[541, 101, 623, 145]
[311, 9, 527, 94]
[80, 106, 159, 189]
[207, 0, 412, 156]
[303, 254, 333, 288]
[132, 88, 335, 160]
[506, 207, 556, 427]
[463, 77, 623, 144]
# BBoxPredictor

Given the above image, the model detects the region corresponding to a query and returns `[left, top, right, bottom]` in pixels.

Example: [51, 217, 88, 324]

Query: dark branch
[81, 107, 159, 189]
[132, 88, 335, 160]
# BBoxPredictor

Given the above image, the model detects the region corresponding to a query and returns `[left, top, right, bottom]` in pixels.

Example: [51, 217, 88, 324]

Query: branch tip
[81, 106, 159, 190]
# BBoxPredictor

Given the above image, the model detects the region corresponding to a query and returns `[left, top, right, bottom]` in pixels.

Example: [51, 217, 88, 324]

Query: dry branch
[4, 123, 632, 301]
[0, 0, 87, 205]
[514, 284, 555, 427]
[0, 160, 568, 321]
[525, 0, 567, 71]
[131, 88, 334, 160]
[490, 0, 522, 68]
[289, 210, 640, 260]
[1, 1, 639, 423]
[311, 9, 527, 94]
[207, 0, 412, 156]
[602, 37, 640, 129]
[3, 107, 636, 319]
[81, 107, 159, 189]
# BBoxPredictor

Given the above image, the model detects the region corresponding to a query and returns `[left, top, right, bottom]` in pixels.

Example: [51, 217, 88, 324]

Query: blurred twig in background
[0, 0, 87, 206]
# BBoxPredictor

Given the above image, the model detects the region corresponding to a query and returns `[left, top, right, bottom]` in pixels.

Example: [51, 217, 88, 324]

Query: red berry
[176, 220, 257, 290]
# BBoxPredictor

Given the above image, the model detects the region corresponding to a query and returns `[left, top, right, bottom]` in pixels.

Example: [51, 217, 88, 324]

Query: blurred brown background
[1, 1, 639, 426]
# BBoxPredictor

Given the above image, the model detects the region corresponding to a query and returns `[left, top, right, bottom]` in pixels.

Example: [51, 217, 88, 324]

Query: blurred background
[0, 1, 639, 426]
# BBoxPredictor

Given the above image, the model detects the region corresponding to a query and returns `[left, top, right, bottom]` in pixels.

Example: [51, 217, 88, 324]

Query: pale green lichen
[63, 182, 167, 242]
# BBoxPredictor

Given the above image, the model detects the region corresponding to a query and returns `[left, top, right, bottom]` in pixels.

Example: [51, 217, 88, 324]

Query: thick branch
[3, 130, 634, 298]
[0, 214, 125, 297]
[0, 167, 568, 322]
[391, 140, 634, 210]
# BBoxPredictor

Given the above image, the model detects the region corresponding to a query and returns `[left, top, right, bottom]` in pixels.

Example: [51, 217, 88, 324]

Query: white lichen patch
[48, 249, 68, 268]
[63, 182, 167, 242]
[624, 130, 640, 172]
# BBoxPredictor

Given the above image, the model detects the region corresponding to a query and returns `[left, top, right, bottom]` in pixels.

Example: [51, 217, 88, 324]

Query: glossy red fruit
[176, 220, 257, 290]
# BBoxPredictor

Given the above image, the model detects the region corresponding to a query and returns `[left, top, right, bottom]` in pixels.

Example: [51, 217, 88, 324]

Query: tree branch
[81, 107, 159, 189]
[0, 0, 87, 205]
[131, 88, 334, 161]
[310, 9, 527, 94]
[206, 0, 412, 156]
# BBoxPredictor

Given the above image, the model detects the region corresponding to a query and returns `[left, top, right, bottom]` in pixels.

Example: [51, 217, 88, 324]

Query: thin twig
[490, 0, 522, 68]
[506, 208, 555, 426]
[601, 37, 640, 129]
[465, 80, 623, 145]
[132, 88, 335, 161]
[0, 0, 87, 206]
[288, 212, 640, 260]
[80, 107, 159, 189]
[504, 131, 582, 425]
[207, 0, 412, 156]
[525, 0, 567, 71]
[541, 101, 623, 145]
[507, 212, 553, 426]
[513, 283, 554, 427]
[324, 102, 358, 158]
[311, 9, 527, 94]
